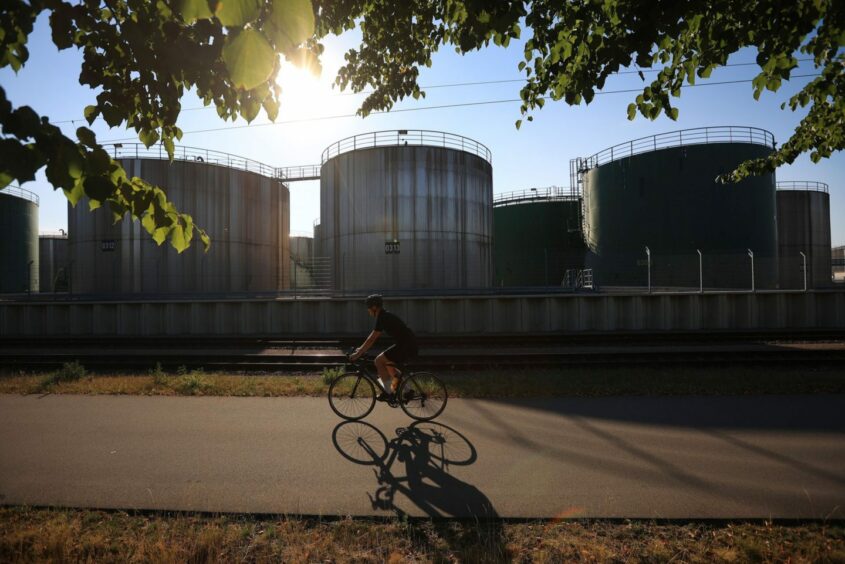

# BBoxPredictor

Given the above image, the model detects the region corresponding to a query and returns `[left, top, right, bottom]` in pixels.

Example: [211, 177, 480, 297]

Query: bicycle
[327, 352, 448, 421]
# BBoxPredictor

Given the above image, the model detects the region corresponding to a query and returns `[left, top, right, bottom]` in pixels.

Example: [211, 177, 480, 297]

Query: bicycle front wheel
[399, 372, 448, 421]
[328, 373, 376, 420]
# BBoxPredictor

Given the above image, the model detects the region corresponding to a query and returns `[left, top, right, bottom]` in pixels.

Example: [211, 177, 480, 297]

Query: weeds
[37, 361, 87, 391]
[175, 370, 212, 395]
[0, 508, 843, 563]
[148, 363, 168, 387]
[320, 366, 345, 385]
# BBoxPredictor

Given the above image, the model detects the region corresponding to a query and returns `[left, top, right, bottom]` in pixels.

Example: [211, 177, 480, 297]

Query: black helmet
[365, 294, 383, 308]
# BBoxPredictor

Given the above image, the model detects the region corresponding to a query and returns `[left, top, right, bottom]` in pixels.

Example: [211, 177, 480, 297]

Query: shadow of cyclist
[332, 421, 498, 519]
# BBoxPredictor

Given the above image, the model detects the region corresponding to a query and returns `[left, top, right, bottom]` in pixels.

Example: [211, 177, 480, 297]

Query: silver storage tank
[290, 235, 314, 289]
[69, 145, 289, 294]
[777, 181, 832, 288]
[575, 126, 778, 289]
[320, 130, 493, 291]
[39, 233, 69, 292]
[0, 186, 39, 293]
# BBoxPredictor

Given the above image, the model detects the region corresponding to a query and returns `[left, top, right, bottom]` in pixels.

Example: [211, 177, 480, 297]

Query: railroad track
[2, 334, 844, 371]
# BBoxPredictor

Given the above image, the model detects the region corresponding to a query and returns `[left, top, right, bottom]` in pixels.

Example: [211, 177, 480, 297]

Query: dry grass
[0, 507, 843, 563]
[0, 364, 843, 398]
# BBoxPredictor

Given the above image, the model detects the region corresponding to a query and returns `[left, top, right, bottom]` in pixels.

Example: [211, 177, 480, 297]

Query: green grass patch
[0, 507, 842, 563]
[0, 364, 843, 398]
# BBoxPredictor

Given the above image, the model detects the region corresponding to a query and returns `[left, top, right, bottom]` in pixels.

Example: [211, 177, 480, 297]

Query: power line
[98, 73, 822, 143]
[51, 58, 818, 125]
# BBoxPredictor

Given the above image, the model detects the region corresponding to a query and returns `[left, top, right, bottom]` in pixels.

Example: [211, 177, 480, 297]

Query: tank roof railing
[575, 126, 776, 172]
[321, 130, 492, 164]
[493, 186, 580, 207]
[776, 180, 829, 193]
[39, 230, 68, 239]
[109, 143, 279, 179]
[0, 185, 39, 205]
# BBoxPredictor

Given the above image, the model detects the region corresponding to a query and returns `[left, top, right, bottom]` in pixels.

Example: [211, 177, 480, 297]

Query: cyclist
[350, 294, 418, 401]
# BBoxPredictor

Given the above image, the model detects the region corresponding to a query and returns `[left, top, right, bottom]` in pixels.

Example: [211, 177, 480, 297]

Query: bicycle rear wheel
[328, 373, 376, 420]
[399, 372, 448, 421]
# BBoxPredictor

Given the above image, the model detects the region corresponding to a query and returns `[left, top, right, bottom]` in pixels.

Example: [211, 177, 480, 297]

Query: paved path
[1, 394, 844, 519]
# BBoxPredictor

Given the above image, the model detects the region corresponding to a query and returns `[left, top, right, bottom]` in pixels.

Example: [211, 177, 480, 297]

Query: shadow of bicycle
[332, 420, 498, 520]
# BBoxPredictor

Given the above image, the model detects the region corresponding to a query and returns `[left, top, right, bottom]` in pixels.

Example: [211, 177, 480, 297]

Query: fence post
[697, 250, 703, 293]
[800, 251, 807, 292]
[747, 249, 755, 292]
[645, 246, 651, 293]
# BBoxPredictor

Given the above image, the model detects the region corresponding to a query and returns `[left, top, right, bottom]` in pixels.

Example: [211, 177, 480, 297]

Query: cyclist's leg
[374, 351, 397, 393]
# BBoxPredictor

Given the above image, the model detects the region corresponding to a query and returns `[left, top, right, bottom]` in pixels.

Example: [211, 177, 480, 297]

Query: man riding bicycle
[350, 294, 418, 401]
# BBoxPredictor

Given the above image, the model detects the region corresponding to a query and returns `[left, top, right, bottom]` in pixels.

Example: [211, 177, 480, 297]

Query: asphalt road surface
[1, 394, 843, 519]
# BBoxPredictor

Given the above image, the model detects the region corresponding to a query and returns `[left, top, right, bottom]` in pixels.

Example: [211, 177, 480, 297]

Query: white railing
[575, 126, 776, 171]
[776, 181, 829, 193]
[321, 130, 492, 164]
[0, 185, 39, 205]
[494, 186, 580, 206]
[275, 164, 321, 181]
[110, 143, 278, 178]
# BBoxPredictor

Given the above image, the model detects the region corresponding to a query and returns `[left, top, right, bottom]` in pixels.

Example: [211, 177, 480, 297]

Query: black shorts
[383, 342, 418, 365]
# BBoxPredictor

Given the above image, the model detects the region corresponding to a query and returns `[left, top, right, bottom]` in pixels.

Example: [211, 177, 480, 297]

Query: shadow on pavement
[331, 420, 499, 519]
[483, 395, 845, 432]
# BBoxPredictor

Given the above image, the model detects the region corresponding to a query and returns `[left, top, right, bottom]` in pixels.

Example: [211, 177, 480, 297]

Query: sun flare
[276, 60, 337, 117]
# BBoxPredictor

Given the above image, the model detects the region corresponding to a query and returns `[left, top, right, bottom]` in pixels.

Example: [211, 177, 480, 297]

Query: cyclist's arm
[351, 330, 381, 360]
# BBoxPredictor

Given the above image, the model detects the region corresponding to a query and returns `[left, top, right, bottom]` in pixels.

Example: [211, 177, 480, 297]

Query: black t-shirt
[374, 310, 416, 346]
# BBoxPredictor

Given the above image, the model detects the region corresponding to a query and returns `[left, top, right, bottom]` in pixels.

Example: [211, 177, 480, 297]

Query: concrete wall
[2, 291, 842, 337]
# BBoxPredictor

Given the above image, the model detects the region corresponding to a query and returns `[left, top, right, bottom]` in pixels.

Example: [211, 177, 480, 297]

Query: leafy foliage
[0, 0, 841, 254]
[0, 0, 318, 251]
[319, 0, 843, 180]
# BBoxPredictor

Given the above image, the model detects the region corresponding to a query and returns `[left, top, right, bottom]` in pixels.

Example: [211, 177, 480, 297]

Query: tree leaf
[76, 126, 97, 148]
[214, 0, 262, 27]
[178, 0, 213, 23]
[266, 0, 314, 51]
[223, 29, 276, 90]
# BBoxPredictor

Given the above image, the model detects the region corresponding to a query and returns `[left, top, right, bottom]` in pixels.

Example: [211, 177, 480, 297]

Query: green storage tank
[575, 127, 778, 289]
[0, 186, 39, 293]
[493, 187, 586, 286]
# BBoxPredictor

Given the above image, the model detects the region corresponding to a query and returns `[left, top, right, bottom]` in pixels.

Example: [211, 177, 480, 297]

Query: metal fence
[776, 181, 829, 193]
[590, 248, 835, 293]
[109, 143, 279, 178]
[0, 185, 39, 205]
[493, 186, 580, 207]
[321, 130, 493, 164]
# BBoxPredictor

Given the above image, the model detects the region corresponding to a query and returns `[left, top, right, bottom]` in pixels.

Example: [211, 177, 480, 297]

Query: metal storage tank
[290, 235, 314, 289]
[320, 130, 493, 291]
[0, 186, 39, 293]
[574, 126, 778, 289]
[777, 181, 832, 288]
[833, 245, 845, 283]
[39, 233, 69, 292]
[493, 187, 586, 286]
[69, 145, 289, 294]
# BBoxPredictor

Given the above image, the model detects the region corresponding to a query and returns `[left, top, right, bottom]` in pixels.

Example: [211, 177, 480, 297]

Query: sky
[1, 13, 843, 245]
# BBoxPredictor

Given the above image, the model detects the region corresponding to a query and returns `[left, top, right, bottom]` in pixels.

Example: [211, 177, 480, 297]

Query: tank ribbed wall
[583, 142, 778, 289]
[493, 199, 586, 286]
[320, 143, 493, 291]
[39, 236, 68, 292]
[777, 188, 832, 288]
[69, 158, 289, 294]
[0, 191, 39, 293]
